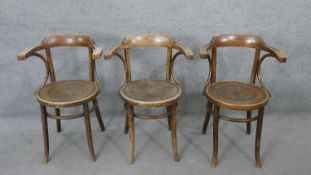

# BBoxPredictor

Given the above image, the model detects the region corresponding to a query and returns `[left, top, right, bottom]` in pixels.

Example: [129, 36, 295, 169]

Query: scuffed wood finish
[200, 34, 287, 168]
[120, 79, 182, 107]
[83, 103, 96, 162]
[169, 103, 180, 162]
[211, 105, 219, 167]
[93, 99, 106, 132]
[206, 81, 269, 111]
[40, 105, 49, 164]
[106, 34, 193, 164]
[127, 105, 135, 164]
[36, 80, 99, 108]
[202, 101, 213, 134]
[17, 34, 105, 163]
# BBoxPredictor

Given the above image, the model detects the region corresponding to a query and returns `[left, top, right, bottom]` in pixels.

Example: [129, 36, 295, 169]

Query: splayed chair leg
[211, 106, 219, 167]
[170, 103, 180, 162]
[40, 105, 49, 164]
[93, 99, 106, 132]
[202, 101, 213, 134]
[128, 105, 135, 164]
[255, 107, 264, 168]
[83, 103, 96, 162]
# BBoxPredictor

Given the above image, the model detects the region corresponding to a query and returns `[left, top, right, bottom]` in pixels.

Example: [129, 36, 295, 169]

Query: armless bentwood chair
[18, 34, 106, 163]
[105, 34, 193, 164]
[200, 34, 286, 168]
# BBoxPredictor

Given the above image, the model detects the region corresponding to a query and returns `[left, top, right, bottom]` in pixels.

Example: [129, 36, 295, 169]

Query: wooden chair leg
[128, 105, 135, 164]
[124, 103, 129, 134]
[83, 103, 96, 162]
[202, 101, 213, 134]
[93, 99, 106, 132]
[40, 105, 49, 164]
[246, 111, 251, 135]
[255, 107, 264, 168]
[166, 106, 172, 130]
[170, 103, 180, 162]
[55, 108, 61, 133]
[211, 105, 220, 168]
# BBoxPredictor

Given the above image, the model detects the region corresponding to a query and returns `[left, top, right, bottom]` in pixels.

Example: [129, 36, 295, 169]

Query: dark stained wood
[55, 108, 61, 132]
[127, 105, 135, 164]
[166, 105, 172, 130]
[255, 107, 264, 168]
[246, 111, 252, 135]
[93, 99, 106, 132]
[124, 103, 129, 134]
[202, 101, 213, 134]
[170, 103, 180, 162]
[83, 103, 96, 162]
[106, 34, 193, 164]
[40, 105, 49, 164]
[211, 105, 219, 168]
[200, 34, 287, 168]
[17, 34, 105, 163]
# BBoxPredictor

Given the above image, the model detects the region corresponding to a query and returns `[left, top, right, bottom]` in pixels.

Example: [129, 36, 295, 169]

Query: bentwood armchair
[200, 34, 286, 168]
[105, 34, 193, 164]
[17, 34, 106, 163]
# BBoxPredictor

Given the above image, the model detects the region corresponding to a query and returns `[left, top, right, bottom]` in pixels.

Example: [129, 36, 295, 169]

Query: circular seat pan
[36, 80, 99, 107]
[205, 81, 269, 111]
[120, 79, 182, 107]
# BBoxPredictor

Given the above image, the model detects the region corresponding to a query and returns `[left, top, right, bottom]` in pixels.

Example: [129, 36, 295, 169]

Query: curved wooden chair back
[200, 34, 286, 91]
[18, 34, 103, 84]
[42, 34, 95, 48]
[105, 34, 193, 85]
[122, 34, 176, 48]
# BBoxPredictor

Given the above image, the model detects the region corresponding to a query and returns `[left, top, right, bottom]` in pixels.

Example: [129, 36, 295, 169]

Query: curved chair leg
[170, 103, 180, 162]
[124, 103, 129, 134]
[40, 105, 49, 164]
[255, 107, 264, 168]
[83, 103, 96, 162]
[128, 105, 135, 164]
[202, 101, 213, 134]
[246, 111, 251, 135]
[55, 108, 61, 132]
[211, 105, 220, 167]
[166, 106, 172, 130]
[93, 99, 106, 132]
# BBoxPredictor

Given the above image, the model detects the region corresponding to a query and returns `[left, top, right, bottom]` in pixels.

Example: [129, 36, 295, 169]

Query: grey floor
[1, 111, 310, 175]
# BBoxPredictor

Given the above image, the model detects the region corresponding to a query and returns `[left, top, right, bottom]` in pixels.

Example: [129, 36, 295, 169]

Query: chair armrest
[262, 44, 287, 63]
[17, 45, 44, 60]
[92, 44, 103, 60]
[200, 43, 213, 59]
[104, 44, 125, 60]
[174, 44, 193, 60]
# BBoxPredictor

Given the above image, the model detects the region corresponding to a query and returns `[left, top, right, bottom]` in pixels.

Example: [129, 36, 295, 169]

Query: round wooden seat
[36, 80, 99, 107]
[206, 81, 269, 111]
[120, 79, 182, 107]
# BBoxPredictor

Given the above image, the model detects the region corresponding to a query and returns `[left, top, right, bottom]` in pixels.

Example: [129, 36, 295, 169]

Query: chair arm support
[174, 44, 193, 60]
[262, 44, 287, 63]
[200, 43, 214, 95]
[200, 43, 213, 59]
[18, 52, 50, 88]
[17, 45, 44, 61]
[92, 44, 103, 60]
[104, 44, 125, 60]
